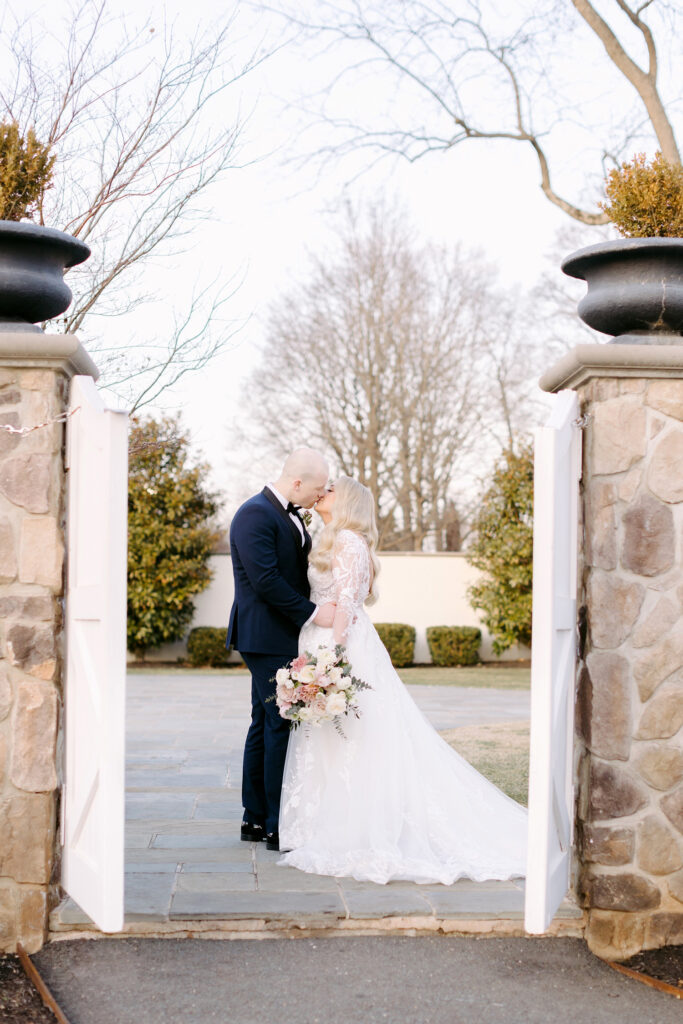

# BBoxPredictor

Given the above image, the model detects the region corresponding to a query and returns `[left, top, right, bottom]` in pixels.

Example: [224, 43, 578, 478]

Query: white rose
[297, 664, 316, 683]
[315, 647, 335, 672]
[326, 692, 347, 717]
[275, 668, 290, 686]
[297, 707, 314, 722]
[327, 666, 343, 685]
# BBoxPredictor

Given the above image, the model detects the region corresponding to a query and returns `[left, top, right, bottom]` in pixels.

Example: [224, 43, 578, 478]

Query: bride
[278, 476, 528, 885]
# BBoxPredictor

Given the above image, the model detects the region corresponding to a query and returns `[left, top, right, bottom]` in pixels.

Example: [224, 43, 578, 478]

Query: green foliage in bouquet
[599, 152, 683, 238]
[127, 415, 221, 658]
[426, 626, 481, 667]
[187, 627, 232, 667]
[0, 120, 55, 221]
[467, 442, 533, 655]
[374, 623, 415, 667]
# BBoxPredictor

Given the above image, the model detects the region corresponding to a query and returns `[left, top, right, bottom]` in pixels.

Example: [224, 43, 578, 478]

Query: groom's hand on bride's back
[314, 602, 336, 628]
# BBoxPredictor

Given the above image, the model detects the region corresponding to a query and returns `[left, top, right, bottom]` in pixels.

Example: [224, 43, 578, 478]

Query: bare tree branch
[0, 0, 267, 407]
[571, 0, 680, 162]
[92, 269, 247, 413]
[268, 0, 680, 225]
[236, 200, 542, 549]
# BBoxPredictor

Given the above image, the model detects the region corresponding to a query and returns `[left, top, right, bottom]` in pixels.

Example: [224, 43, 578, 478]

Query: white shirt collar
[266, 483, 289, 509]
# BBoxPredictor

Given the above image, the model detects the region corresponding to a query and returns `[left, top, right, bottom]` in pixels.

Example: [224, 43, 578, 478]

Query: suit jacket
[227, 487, 315, 657]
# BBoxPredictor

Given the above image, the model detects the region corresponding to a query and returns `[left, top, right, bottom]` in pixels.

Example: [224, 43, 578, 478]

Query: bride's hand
[313, 602, 336, 628]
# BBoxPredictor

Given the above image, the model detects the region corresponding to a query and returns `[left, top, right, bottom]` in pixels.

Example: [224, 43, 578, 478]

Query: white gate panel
[525, 390, 581, 934]
[63, 375, 128, 933]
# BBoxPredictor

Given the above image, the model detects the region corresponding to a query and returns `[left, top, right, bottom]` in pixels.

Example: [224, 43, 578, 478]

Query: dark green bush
[426, 626, 481, 667]
[374, 623, 415, 667]
[127, 415, 220, 658]
[187, 627, 232, 667]
[467, 443, 533, 654]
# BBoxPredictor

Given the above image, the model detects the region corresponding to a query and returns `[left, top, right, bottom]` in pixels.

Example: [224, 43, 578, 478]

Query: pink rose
[311, 695, 328, 716]
[290, 654, 308, 673]
[277, 679, 296, 703]
[299, 683, 320, 703]
[278, 702, 292, 717]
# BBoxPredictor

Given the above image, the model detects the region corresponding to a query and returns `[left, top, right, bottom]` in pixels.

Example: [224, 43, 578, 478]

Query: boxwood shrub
[374, 623, 415, 667]
[426, 626, 481, 667]
[187, 627, 232, 667]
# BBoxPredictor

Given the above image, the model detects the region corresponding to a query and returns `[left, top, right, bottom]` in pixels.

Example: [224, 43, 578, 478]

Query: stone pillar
[0, 330, 96, 953]
[541, 344, 683, 960]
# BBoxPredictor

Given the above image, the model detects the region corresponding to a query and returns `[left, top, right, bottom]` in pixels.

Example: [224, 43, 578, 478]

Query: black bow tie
[286, 502, 299, 515]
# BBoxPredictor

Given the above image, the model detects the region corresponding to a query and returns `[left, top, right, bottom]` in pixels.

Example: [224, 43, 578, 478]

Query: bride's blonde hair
[311, 475, 381, 605]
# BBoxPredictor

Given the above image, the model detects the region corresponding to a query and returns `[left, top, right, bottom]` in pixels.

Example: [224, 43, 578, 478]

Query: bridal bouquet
[272, 644, 371, 734]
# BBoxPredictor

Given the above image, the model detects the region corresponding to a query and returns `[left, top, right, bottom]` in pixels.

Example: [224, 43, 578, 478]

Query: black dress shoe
[265, 831, 280, 851]
[241, 821, 265, 842]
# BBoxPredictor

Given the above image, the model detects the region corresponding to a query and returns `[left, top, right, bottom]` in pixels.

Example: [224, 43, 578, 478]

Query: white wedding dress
[278, 529, 528, 885]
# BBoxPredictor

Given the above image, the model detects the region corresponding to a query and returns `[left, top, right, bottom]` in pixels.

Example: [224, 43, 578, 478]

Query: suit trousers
[240, 651, 292, 834]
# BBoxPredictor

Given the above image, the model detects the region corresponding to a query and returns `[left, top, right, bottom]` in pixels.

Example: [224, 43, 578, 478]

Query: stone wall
[0, 333, 96, 953]
[0, 366, 66, 952]
[574, 375, 683, 959]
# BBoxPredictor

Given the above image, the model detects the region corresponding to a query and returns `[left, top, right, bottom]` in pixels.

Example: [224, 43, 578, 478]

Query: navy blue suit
[228, 487, 315, 832]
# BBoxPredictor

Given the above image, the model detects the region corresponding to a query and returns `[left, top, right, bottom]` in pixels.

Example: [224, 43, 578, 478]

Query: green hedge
[187, 627, 232, 667]
[374, 623, 415, 667]
[426, 626, 481, 667]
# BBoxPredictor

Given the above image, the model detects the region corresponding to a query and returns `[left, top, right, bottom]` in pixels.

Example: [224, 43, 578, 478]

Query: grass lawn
[128, 663, 531, 689]
[397, 665, 530, 689]
[441, 720, 530, 806]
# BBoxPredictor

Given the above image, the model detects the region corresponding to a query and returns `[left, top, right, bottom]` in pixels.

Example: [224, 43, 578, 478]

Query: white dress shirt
[266, 483, 305, 544]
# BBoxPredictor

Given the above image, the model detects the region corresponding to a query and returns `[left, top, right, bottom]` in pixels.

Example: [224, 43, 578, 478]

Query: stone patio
[51, 673, 582, 937]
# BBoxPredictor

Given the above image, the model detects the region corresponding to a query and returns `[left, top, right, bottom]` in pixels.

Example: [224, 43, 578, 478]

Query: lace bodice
[308, 529, 371, 645]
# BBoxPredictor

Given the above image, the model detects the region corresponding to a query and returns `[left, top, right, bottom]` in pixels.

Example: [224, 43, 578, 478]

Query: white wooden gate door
[63, 375, 128, 933]
[524, 389, 581, 934]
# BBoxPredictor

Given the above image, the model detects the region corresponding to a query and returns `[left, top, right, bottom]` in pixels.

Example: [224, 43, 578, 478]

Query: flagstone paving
[52, 673, 580, 932]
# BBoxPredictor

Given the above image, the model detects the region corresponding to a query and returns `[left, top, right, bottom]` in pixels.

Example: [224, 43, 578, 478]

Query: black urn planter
[562, 237, 683, 344]
[0, 221, 90, 326]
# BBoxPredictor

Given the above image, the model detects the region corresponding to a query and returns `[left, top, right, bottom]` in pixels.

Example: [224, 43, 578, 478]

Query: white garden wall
[135, 552, 529, 664]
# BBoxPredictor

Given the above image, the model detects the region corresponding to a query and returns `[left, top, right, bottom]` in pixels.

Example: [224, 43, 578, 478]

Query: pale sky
[10, 0, 682, 512]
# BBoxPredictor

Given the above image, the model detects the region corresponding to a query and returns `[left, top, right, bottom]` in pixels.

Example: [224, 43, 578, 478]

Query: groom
[228, 448, 335, 851]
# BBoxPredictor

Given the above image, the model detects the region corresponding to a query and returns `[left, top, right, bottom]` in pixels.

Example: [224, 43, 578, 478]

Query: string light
[0, 406, 81, 435]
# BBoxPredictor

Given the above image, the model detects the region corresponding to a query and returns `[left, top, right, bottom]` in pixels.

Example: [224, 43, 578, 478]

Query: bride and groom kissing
[228, 448, 528, 885]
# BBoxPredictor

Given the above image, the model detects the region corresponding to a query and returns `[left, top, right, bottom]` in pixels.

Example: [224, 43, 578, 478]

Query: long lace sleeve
[331, 530, 371, 645]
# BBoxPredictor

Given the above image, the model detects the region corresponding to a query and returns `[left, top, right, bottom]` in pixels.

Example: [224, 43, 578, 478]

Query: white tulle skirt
[278, 614, 528, 885]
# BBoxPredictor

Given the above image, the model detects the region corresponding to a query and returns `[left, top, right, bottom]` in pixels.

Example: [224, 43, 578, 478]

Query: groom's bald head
[282, 447, 328, 482]
[275, 447, 329, 507]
